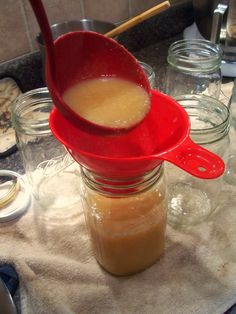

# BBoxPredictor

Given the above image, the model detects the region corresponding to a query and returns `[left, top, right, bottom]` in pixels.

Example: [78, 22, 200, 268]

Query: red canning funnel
[49, 90, 225, 179]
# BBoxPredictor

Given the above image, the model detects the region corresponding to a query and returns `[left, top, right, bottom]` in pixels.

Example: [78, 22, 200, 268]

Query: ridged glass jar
[166, 39, 222, 99]
[80, 165, 167, 276]
[11, 88, 80, 209]
[138, 61, 156, 89]
[224, 78, 236, 185]
[166, 94, 230, 228]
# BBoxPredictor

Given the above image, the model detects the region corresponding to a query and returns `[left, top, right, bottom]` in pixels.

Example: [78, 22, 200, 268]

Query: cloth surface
[220, 81, 234, 106]
[0, 164, 236, 314]
[0, 83, 236, 314]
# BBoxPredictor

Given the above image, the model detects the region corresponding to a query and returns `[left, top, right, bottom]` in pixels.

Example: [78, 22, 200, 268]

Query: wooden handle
[105, 1, 170, 38]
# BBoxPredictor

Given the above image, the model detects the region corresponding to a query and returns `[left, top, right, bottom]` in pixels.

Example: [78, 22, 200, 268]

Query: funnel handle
[161, 137, 225, 179]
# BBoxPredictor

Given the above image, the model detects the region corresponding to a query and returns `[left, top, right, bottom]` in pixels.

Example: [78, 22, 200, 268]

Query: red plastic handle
[160, 137, 225, 179]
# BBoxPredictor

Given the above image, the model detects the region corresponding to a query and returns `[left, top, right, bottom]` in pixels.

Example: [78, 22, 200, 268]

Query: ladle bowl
[50, 90, 225, 179]
[46, 31, 151, 132]
[29, 0, 151, 132]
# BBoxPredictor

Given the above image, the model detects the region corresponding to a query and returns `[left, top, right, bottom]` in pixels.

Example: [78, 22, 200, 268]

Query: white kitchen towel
[0, 82, 236, 314]
[220, 81, 234, 106]
[0, 172, 236, 314]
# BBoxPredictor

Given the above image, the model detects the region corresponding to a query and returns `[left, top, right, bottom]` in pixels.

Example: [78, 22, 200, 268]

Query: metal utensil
[0, 277, 17, 314]
[36, 19, 115, 66]
[193, 0, 236, 73]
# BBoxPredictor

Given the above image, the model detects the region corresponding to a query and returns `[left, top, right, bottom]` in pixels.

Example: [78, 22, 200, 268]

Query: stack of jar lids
[0, 170, 30, 222]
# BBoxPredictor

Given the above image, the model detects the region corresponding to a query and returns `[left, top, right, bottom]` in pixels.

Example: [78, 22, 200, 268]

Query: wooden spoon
[105, 1, 170, 38]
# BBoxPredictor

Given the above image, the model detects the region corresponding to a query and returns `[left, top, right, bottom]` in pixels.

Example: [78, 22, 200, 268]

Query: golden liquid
[62, 77, 150, 129]
[83, 186, 167, 276]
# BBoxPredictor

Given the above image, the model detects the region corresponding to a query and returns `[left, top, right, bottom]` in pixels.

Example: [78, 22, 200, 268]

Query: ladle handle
[29, 0, 55, 74]
[161, 137, 225, 179]
[105, 1, 170, 38]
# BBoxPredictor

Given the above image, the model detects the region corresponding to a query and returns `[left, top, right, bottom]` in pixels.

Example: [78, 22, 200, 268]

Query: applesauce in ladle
[62, 77, 150, 129]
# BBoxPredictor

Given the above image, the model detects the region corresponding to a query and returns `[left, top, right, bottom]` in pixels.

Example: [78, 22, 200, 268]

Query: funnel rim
[49, 90, 191, 163]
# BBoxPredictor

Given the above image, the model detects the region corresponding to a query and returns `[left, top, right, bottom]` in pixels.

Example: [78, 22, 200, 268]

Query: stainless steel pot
[36, 19, 115, 46]
[36, 19, 115, 80]
[193, 0, 236, 64]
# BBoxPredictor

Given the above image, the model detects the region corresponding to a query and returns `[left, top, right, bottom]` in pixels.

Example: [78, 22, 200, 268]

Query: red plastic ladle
[29, 0, 151, 131]
[50, 90, 225, 179]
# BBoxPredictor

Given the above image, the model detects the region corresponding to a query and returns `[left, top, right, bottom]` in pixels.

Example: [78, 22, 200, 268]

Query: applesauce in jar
[80, 166, 167, 276]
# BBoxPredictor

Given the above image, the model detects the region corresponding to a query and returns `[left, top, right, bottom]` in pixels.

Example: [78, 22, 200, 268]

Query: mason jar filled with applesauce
[80, 165, 167, 276]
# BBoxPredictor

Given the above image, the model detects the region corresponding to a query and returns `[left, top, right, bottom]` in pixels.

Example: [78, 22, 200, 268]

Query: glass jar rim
[12, 87, 50, 121]
[12, 87, 51, 135]
[81, 165, 163, 196]
[175, 94, 230, 144]
[138, 61, 155, 82]
[168, 39, 223, 71]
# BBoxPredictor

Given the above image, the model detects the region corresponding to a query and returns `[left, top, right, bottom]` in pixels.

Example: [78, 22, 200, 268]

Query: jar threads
[81, 166, 163, 196]
[166, 39, 222, 99]
[138, 61, 156, 89]
[177, 94, 230, 145]
[168, 39, 222, 72]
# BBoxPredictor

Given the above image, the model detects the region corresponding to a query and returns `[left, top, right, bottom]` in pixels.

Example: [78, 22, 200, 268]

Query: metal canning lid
[0, 170, 31, 223]
[0, 176, 19, 208]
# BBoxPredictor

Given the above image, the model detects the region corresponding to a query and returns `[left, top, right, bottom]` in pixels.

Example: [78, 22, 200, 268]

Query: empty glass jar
[138, 61, 156, 89]
[166, 94, 230, 228]
[11, 88, 81, 209]
[166, 39, 222, 99]
[224, 78, 236, 185]
[80, 165, 167, 276]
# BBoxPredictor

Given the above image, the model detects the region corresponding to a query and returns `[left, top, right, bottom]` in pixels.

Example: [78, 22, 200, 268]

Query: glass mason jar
[80, 165, 167, 276]
[224, 78, 236, 185]
[166, 94, 230, 228]
[166, 39, 222, 99]
[138, 61, 156, 89]
[11, 88, 81, 209]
